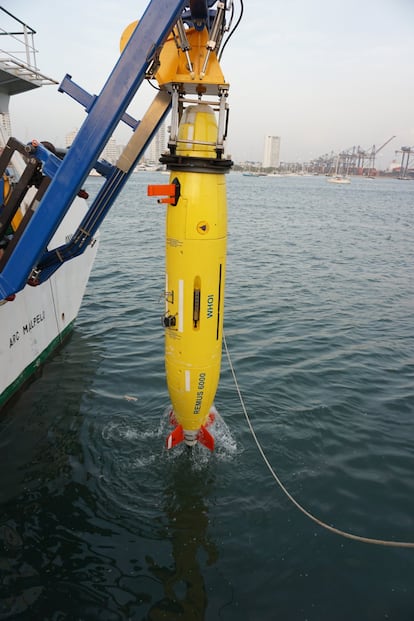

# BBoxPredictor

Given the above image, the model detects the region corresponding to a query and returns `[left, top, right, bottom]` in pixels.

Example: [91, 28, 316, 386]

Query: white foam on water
[129, 454, 157, 470]
[159, 405, 240, 469]
[211, 410, 240, 462]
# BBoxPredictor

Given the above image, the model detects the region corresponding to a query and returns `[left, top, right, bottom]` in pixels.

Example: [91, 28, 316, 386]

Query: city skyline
[64, 125, 167, 165]
[5, 0, 414, 168]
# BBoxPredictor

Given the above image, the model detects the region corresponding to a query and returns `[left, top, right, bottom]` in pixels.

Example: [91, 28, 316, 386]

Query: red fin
[166, 425, 184, 449]
[197, 425, 215, 451]
[205, 411, 216, 427]
[169, 410, 178, 426]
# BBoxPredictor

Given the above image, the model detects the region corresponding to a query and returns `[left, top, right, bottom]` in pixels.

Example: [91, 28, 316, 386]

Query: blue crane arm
[0, 0, 187, 299]
[36, 90, 172, 283]
[0, 0, 240, 299]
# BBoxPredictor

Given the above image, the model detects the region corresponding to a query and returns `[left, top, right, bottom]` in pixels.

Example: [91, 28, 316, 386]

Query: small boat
[327, 175, 351, 184]
[327, 155, 351, 184]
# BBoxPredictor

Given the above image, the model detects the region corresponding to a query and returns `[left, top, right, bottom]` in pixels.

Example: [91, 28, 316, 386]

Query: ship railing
[0, 7, 57, 85]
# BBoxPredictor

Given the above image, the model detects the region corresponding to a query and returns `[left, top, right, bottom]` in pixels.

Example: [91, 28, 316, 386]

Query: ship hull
[0, 198, 98, 409]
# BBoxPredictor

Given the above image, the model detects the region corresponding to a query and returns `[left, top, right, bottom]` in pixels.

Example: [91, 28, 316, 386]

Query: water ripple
[1, 175, 414, 620]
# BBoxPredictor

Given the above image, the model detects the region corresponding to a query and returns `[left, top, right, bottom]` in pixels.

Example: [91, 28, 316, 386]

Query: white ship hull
[0, 199, 98, 408]
[0, 9, 101, 408]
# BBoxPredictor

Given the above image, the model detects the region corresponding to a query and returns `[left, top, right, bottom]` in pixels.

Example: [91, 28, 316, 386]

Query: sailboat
[327, 155, 351, 184]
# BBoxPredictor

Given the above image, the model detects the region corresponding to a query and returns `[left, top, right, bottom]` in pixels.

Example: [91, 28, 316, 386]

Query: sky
[4, 0, 414, 167]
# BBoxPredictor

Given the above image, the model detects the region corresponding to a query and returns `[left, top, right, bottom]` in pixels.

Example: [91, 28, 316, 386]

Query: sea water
[0, 173, 413, 620]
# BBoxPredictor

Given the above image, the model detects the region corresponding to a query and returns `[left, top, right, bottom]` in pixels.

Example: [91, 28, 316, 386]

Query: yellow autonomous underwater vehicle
[147, 2, 233, 449]
[0, 0, 240, 434]
[151, 104, 228, 450]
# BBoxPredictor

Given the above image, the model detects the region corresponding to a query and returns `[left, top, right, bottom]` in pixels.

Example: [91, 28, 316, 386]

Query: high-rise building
[0, 111, 12, 138]
[101, 137, 121, 164]
[65, 129, 121, 164]
[262, 135, 281, 169]
[65, 129, 78, 149]
[146, 122, 167, 164]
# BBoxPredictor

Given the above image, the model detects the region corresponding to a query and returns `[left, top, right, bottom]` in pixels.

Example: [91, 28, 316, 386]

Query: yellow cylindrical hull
[165, 171, 226, 433]
[163, 105, 227, 448]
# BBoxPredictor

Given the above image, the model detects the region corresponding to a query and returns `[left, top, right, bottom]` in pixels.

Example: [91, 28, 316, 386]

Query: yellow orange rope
[223, 333, 414, 549]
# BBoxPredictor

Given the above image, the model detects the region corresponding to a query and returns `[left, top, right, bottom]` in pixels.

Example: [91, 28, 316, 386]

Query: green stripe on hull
[0, 320, 76, 410]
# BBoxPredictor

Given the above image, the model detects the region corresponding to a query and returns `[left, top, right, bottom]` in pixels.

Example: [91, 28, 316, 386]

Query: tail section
[166, 424, 184, 449]
[166, 408, 216, 450]
[196, 425, 214, 451]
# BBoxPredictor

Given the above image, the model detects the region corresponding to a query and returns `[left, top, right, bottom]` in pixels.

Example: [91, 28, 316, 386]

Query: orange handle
[147, 183, 176, 197]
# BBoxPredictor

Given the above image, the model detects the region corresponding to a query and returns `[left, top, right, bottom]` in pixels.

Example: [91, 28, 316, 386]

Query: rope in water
[223, 333, 414, 549]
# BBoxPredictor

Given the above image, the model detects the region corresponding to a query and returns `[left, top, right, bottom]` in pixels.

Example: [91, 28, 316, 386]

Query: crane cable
[223, 333, 414, 549]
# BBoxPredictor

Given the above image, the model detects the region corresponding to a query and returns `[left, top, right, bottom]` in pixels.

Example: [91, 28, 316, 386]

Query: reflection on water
[0, 330, 104, 619]
[147, 459, 218, 620]
[0, 330, 103, 503]
[0, 523, 42, 619]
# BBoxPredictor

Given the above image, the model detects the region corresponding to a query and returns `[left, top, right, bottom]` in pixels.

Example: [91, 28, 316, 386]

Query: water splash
[160, 405, 240, 470]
